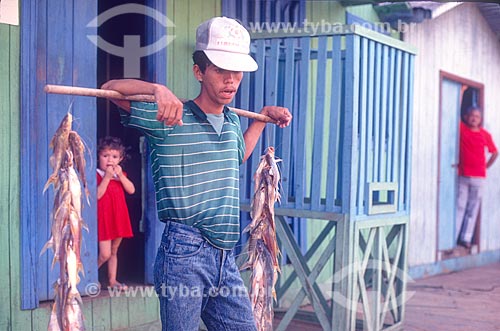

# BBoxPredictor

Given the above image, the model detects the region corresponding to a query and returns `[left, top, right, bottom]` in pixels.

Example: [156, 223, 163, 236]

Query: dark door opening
[96, 0, 149, 286]
[460, 86, 480, 121]
[459, 85, 481, 249]
[438, 71, 484, 260]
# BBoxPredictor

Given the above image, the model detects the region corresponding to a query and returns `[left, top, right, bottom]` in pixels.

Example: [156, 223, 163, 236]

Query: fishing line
[67, 98, 75, 115]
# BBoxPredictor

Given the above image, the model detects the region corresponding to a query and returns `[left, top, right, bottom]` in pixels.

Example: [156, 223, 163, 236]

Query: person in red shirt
[456, 106, 498, 249]
[97, 136, 135, 290]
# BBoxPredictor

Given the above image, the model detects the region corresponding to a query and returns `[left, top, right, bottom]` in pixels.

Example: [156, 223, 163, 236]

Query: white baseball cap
[195, 17, 258, 72]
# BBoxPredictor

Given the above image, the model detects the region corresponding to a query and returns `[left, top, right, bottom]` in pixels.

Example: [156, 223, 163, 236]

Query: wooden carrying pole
[44, 84, 276, 124]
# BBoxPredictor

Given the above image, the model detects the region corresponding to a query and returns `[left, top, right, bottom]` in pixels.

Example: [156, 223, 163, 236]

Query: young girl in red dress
[96, 136, 135, 290]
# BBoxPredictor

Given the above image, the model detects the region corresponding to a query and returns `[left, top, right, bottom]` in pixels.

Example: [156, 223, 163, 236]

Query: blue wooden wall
[235, 27, 415, 219]
[351, 34, 414, 217]
[20, 0, 98, 308]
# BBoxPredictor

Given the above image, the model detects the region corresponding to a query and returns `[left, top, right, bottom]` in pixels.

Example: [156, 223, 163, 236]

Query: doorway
[437, 71, 484, 259]
[96, 0, 150, 286]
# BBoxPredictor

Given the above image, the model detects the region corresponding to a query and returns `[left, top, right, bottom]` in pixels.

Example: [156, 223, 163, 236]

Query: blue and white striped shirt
[120, 101, 245, 249]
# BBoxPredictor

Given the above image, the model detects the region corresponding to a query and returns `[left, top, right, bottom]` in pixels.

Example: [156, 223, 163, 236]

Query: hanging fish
[42, 112, 87, 331]
[68, 131, 90, 204]
[43, 113, 73, 193]
[241, 147, 281, 331]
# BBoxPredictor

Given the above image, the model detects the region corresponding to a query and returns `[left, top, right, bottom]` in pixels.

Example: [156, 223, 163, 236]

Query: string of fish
[241, 146, 281, 331]
[42, 112, 89, 331]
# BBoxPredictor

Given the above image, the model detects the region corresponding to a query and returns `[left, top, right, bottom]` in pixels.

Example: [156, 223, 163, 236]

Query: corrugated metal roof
[476, 2, 500, 40]
[406, 1, 462, 18]
[342, 1, 500, 41]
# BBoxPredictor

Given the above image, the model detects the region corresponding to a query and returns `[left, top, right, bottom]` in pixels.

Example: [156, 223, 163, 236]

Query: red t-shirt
[459, 121, 497, 178]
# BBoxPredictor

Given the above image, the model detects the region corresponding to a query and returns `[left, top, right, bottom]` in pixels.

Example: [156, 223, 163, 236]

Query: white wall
[403, 3, 500, 266]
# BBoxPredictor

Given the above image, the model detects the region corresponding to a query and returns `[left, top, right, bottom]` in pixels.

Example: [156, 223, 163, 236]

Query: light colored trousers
[455, 176, 484, 244]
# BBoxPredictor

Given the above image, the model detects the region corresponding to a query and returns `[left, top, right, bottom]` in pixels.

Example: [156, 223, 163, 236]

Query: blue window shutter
[20, 0, 98, 309]
[20, 0, 39, 310]
[222, 0, 305, 26]
[142, 0, 167, 285]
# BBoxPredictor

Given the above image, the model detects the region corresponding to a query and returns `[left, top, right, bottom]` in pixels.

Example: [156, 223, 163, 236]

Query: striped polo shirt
[120, 101, 245, 249]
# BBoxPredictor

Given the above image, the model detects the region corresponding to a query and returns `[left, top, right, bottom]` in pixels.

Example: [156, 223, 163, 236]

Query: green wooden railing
[236, 25, 415, 331]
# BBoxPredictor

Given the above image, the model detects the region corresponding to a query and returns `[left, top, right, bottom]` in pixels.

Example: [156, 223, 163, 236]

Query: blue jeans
[455, 176, 484, 244]
[153, 221, 257, 331]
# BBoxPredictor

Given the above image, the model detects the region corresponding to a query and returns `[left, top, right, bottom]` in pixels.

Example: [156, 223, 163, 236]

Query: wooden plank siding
[0, 1, 162, 330]
[10, 1, 222, 328]
[19, 0, 44, 311]
[2, 2, 424, 330]
[0, 22, 24, 331]
[344, 31, 415, 218]
[19, 0, 99, 306]
[403, 2, 500, 268]
[27, 295, 159, 331]
[166, 0, 221, 99]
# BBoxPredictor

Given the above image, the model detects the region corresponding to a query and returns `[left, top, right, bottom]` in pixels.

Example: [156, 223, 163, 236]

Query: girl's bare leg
[98, 240, 112, 268]
[107, 237, 123, 287]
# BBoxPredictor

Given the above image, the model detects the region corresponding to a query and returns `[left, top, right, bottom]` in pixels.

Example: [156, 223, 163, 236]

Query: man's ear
[193, 64, 203, 82]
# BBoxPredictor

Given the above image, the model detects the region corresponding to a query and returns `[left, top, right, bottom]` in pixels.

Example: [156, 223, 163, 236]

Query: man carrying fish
[102, 17, 291, 331]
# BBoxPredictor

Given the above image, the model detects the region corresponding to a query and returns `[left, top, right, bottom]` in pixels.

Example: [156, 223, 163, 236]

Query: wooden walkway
[403, 263, 500, 331]
[118, 263, 500, 330]
[249, 262, 500, 331]
[275, 262, 500, 331]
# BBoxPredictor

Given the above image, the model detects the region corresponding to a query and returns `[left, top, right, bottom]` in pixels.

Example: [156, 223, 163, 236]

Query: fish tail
[239, 261, 253, 271]
[77, 262, 85, 277]
[243, 224, 252, 233]
[51, 254, 59, 270]
[68, 290, 83, 305]
[48, 301, 62, 331]
[81, 220, 89, 233]
[84, 187, 91, 206]
[43, 175, 58, 193]
[40, 237, 54, 256]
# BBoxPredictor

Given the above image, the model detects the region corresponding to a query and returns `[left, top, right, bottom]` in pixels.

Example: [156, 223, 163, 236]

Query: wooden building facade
[1, 1, 161, 330]
[402, 2, 500, 277]
[0, 1, 433, 330]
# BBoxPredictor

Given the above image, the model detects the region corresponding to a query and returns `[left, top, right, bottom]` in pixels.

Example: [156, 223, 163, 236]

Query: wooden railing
[236, 25, 415, 218]
[236, 26, 415, 331]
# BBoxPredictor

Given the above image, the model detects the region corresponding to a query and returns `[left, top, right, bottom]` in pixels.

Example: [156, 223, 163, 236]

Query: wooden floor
[276, 262, 500, 331]
[403, 262, 500, 331]
[131, 263, 500, 331]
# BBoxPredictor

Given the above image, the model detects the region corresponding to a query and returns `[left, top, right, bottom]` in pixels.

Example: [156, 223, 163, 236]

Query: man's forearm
[242, 106, 292, 162]
[243, 121, 267, 162]
[101, 79, 165, 96]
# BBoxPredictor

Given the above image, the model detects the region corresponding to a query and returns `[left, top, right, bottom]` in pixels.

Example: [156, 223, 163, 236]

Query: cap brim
[204, 50, 258, 72]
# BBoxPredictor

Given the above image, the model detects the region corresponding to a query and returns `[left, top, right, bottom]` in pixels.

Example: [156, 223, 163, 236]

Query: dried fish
[44, 113, 72, 193]
[241, 147, 281, 331]
[65, 297, 86, 330]
[69, 130, 90, 204]
[41, 112, 87, 331]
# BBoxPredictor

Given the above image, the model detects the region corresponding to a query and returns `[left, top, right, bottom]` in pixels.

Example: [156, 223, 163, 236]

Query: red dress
[97, 170, 134, 241]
